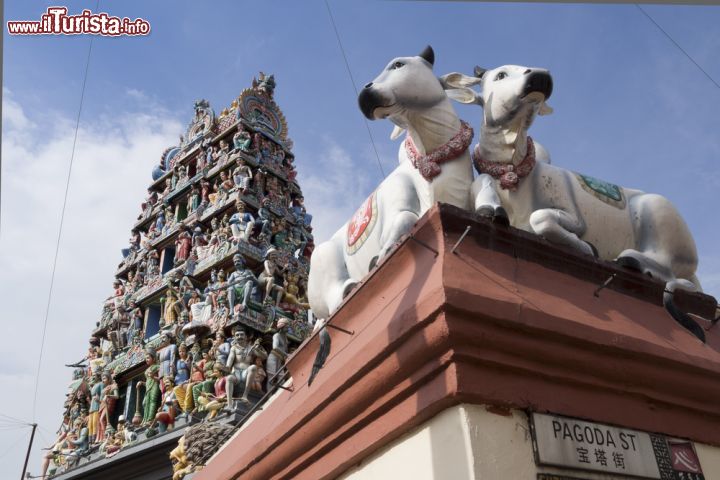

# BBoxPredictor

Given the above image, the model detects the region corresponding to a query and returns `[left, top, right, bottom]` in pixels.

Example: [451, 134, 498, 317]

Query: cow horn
[418, 45, 434, 66]
[474, 66, 487, 78]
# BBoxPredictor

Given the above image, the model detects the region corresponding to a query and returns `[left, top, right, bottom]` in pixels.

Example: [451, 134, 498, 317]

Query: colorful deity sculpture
[158, 332, 178, 383]
[136, 348, 161, 425]
[266, 317, 289, 386]
[187, 184, 201, 213]
[229, 200, 255, 242]
[64, 417, 90, 467]
[176, 347, 207, 414]
[170, 422, 236, 480]
[258, 248, 285, 306]
[171, 344, 191, 411]
[162, 289, 181, 327]
[191, 351, 216, 413]
[214, 140, 230, 166]
[175, 226, 193, 265]
[155, 377, 177, 433]
[227, 254, 259, 314]
[233, 128, 252, 153]
[225, 328, 267, 410]
[232, 162, 253, 194]
[87, 371, 104, 444]
[96, 371, 118, 445]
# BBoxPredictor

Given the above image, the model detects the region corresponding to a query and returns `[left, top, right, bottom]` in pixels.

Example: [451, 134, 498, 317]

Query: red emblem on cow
[346, 192, 377, 254]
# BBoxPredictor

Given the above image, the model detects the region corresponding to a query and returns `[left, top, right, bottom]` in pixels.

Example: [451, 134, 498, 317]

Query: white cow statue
[444, 64, 708, 338]
[308, 46, 475, 320]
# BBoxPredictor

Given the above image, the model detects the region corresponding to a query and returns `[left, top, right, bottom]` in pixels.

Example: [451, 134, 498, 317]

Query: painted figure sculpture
[443, 64, 705, 336]
[308, 46, 475, 319]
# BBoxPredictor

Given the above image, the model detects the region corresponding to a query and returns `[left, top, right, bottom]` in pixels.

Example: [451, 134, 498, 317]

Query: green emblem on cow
[576, 173, 626, 209]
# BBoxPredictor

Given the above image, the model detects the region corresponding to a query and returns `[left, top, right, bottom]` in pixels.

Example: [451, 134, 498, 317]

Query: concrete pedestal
[197, 204, 720, 480]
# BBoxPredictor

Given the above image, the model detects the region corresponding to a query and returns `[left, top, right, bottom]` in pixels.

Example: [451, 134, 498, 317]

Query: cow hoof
[664, 294, 706, 342]
[615, 255, 643, 273]
[492, 206, 510, 226]
[369, 255, 379, 270]
[342, 281, 358, 298]
[476, 205, 494, 219]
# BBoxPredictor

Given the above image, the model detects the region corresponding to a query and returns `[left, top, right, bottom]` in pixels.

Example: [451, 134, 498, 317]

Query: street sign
[530, 413, 705, 480]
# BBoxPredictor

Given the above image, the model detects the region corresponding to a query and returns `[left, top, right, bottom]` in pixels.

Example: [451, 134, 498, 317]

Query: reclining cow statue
[443, 64, 708, 339]
[308, 46, 474, 320]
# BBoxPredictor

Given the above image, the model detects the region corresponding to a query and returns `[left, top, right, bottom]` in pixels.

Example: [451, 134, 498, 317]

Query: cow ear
[446, 88, 480, 105]
[474, 66, 487, 78]
[440, 72, 483, 89]
[418, 45, 434, 66]
[390, 125, 406, 140]
[539, 102, 554, 116]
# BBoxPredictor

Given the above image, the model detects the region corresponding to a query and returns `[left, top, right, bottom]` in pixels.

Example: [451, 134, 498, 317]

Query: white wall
[339, 404, 720, 480]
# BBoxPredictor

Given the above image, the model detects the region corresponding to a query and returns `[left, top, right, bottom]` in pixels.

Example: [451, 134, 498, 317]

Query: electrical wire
[635, 4, 720, 91]
[31, 0, 100, 422]
[324, 0, 387, 179]
[0, 413, 32, 425]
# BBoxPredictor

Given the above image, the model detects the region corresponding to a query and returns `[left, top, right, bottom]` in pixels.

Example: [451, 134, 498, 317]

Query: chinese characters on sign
[531, 413, 705, 479]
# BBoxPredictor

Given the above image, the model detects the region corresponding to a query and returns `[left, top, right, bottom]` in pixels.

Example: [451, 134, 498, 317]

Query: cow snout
[358, 85, 391, 120]
[523, 71, 553, 99]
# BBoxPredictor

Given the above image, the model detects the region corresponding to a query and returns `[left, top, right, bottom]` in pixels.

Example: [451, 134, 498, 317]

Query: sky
[1, 1, 719, 476]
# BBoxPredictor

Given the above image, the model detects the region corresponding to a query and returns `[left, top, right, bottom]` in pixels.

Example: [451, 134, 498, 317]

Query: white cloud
[2, 89, 34, 131]
[294, 137, 375, 243]
[125, 87, 147, 100]
[0, 94, 182, 476]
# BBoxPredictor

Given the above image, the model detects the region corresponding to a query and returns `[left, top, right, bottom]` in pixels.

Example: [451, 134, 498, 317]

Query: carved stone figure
[177, 348, 207, 414]
[127, 302, 144, 344]
[186, 99, 213, 142]
[162, 290, 181, 327]
[175, 227, 193, 265]
[199, 179, 212, 206]
[214, 140, 230, 166]
[171, 344, 191, 413]
[255, 71, 276, 98]
[282, 270, 310, 310]
[233, 129, 252, 152]
[162, 178, 173, 199]
[204, 145, 215, 168]
[254, 199, 273, 240]
[87, 371, 104, 444]
[227, 254, 259, 314]
[266, 317, 289, 385]
[212, 331, 231, 367]
[308, 46, 474, 320]
[169, 422, 236, 480]
[225, 328, 267, 410]
[40, 416, 71, 477]
[155, 377, 176, 433]
[187, 184, 201, 213]
[158, 332, 178, 382]
[194, 362, 227, 419]
[64, 417, 90, 466]
[96, 372, 118, 445]
[232, 161, 253, 193]
[258, 248, 285, 306]
[229, 200, 255, 242]
[137, 348, 161, 425]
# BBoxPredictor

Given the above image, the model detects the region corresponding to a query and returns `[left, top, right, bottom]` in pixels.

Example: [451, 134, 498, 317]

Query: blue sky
[2, 1, 719, 476]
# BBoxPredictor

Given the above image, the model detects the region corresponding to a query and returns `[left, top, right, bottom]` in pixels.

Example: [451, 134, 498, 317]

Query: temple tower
[46, 73, 315, 479]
